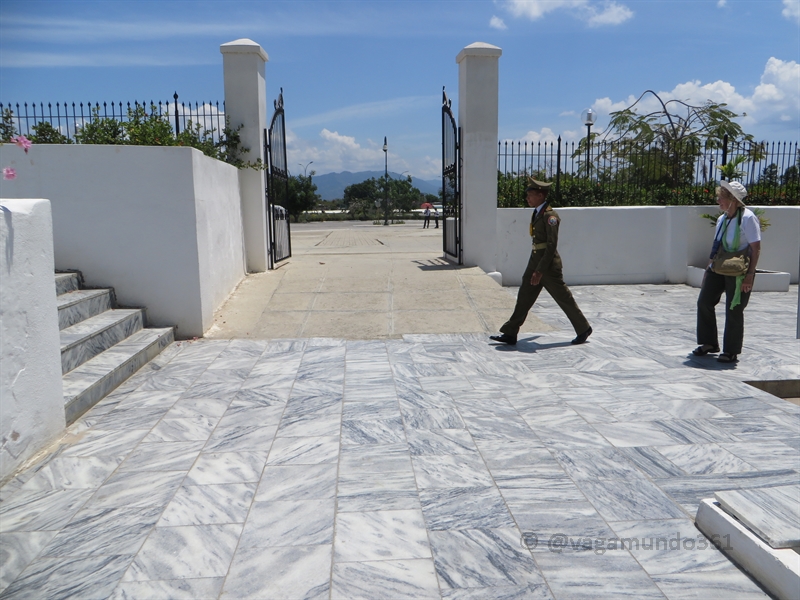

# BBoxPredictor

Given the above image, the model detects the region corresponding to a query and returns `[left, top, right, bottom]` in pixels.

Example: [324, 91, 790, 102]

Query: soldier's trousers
[696, 269, 751, 354]
[500, 251, 590, 337]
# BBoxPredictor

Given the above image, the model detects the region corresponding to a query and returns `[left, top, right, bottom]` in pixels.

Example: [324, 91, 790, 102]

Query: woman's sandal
[692, 345, 720, 356]
[717, 353, 738, 363]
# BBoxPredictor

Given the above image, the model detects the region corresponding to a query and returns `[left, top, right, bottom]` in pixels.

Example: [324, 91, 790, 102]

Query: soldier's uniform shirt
[499, 203, 590, 337]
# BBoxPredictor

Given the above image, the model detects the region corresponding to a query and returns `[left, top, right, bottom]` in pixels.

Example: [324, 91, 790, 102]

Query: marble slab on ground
[714, 485, 800, 548]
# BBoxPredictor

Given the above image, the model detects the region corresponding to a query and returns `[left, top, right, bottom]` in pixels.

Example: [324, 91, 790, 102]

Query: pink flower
[12, 135, 31, 154]
[3, 167, 16, 180]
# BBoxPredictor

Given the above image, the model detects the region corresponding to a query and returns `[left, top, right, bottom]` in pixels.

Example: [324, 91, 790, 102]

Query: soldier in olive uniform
[490, 178, 592, 346]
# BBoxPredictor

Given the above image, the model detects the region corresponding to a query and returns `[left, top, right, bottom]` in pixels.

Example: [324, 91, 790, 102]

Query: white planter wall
[496, 206, 799, 287]
[0, 145, 246, 338]
[0, 199, 65, 482]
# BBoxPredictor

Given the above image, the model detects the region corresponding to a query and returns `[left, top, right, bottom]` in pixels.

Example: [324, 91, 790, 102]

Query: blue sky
[1, 0, 798, 179]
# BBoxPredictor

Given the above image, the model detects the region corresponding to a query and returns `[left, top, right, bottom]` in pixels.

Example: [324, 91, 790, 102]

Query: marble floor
[1, 284, 798, 599]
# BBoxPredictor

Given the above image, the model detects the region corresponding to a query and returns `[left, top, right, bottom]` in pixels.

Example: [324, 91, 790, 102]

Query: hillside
[312, 171, 440, 201]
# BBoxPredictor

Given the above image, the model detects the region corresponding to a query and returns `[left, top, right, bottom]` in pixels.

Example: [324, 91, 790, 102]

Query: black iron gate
[441, 88, 462, 264]
[264, 88, 292, 269]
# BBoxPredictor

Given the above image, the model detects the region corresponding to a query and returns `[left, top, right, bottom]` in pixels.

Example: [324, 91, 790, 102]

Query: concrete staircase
[56, 272, 174, 424]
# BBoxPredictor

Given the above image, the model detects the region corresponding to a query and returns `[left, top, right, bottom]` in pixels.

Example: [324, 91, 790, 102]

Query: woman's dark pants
[696, 269, 751, 355]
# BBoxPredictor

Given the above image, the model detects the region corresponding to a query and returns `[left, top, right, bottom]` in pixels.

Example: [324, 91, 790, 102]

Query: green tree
[0, 109, 17, 142]
[385, 175, 423, 213]
[758, 163, 779, 186]
[284, 171, 320, 221]
[123, 105, 174, 146]
[74, 107, 126, 144]
[28, 121, 72, 144]
[343, 178, 380, 219]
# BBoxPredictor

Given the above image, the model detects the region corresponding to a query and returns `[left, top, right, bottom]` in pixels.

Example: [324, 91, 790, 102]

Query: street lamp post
[581, 109, 597, 178]
[298, 161, 313, 177]
[383, 137, 389, 226]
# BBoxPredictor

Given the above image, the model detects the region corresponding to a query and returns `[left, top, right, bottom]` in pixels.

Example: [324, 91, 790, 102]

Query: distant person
[433, 208, 440, 229]
[423, 206, 431, 228]
[490, 178, 592, 346]
[693, 181, 761, 363]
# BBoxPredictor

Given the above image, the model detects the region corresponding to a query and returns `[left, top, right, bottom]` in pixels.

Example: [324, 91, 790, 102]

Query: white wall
[0, 199, 65, 482]
[0, 145, 245, 338]
[497, 206, 800, 286]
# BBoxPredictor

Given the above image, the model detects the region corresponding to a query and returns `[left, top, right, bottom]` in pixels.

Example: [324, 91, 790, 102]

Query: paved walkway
[205, 222, 551, 339]
[1, 224, 799, 599]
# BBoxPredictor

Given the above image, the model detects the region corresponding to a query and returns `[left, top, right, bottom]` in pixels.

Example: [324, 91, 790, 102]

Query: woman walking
[693, 181, 761, 363]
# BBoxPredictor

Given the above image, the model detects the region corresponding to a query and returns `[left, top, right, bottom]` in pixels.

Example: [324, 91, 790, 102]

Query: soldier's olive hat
[525, 178, 553, 192]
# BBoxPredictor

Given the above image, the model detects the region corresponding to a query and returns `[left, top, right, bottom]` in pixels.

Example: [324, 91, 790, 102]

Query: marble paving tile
[342, 398, 401, 421]
[609, 519, 735, 576]
[1, 554, 133, 600]
[157, 483, 256, 526]
[85, 470, 185, 510]
[652, 418, 741, 445]
[508, 500, 615, 543]
[283, 393, 342, 416]
[494, 475, 586, 501]
[463, 416, 538, 442]
[185, 451, 266, 485]
[331, 558, 440, 600]
[221, 544, 330, 600]
[397, 389, 459, 410]
[721, 440, 800, 471]
[202, 424, 277, 452]
[561, 400, 618, 424]
[402, 408, 466, 429]
[143, 416, 220, 442]
[440, 584, 554, 599]
[593, 421, 683, 447]
[267, 435, 340, 464]
[277, 411, 342, 438]
[617, 446, 685, 478]
[59, 429, 149, 460]
[407, 428, 479, 456]
[475, 440, 550, 467]
[118, 441, 204, 472]
[339, 443, 413, 473]
[534, 550, 668, 599]
[576, 477, 686, 521]
[123, 523, 241, 581]
[711, 416, 798, 441]
[534, 422, 612, 450]
[39, 505, 162, 558]
[239, 499, 334, 548]
[0, 531, 58, 592]
[656, 443, 758, 475]
[714, 485, 800, 548]
[110, 577, 224, 600]
[0, 488, 95, 532]
[650, 569, 770, 599]
[420, 486, 515, 531]
[334, 509, 431, 562]
[554, 448, 649, 481]
[337, 468, 420, 512]
[164, 397, 232, 419]
[428, 528, 545, 589]
[412, 454, 494, 489]
[341, 417, 406, 445]
[17, 456, 122, 492]
[255, 464, 337, 501]
[598, 399, 674, 422]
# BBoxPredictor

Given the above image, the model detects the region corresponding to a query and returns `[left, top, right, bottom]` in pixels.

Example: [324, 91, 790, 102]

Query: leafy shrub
[29, 121, 71, 144]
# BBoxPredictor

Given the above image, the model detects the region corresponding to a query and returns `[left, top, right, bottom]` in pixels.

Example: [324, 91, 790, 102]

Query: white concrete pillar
[457, 42, 502, 273]
[0, 199, 65, 481]
[220, 39, 269, 273]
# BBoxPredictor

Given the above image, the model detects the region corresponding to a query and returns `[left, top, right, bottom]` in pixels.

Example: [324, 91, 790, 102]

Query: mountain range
[311, 171, 441, 201]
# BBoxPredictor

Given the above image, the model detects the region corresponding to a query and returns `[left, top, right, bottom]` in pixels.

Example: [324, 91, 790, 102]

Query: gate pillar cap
[220, 39, 269, 62]
[457, 42, 502, 63]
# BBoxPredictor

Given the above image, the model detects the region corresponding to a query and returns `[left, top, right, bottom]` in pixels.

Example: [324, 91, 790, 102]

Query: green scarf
[721, 211, 745, 309]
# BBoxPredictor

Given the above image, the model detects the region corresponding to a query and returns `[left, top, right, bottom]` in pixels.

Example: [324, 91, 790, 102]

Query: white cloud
[289, 96, 435, 130]
[501, 0, 633, 26]
[588, 57, 799, 139]
[490, 15, 508, 30]
[0, 51, 216, 68]
[586, 2, 633, 26]
[717, 0, 727, 7]
[783, 0, 800, 23]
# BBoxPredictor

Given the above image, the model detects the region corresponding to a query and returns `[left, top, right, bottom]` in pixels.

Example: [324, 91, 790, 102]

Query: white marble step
[696, 498, 800, 600]
[55, 272, 80, 295]
[60, 309, 144, 375]
[715, 486, 800, 549]
[56, 288, 113, 330]
[62, 327, 174, 424]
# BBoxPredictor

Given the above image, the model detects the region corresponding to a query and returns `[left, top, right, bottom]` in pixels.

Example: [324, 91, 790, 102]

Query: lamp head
[383, 137, 387, 153]
[581, 108, 597, 127]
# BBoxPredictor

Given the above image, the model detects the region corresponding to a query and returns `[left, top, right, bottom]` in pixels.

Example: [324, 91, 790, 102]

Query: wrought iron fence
[0, 94, 226, 144]
[498, 137, 799, 206]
